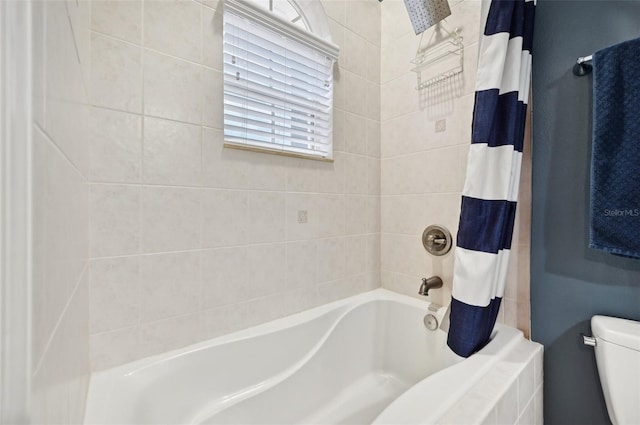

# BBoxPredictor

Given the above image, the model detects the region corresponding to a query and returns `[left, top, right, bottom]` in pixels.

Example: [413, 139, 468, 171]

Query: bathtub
[84, 289, 529, 425]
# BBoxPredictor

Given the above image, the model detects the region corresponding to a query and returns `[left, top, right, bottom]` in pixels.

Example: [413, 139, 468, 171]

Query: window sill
[223, 141, 334, 163]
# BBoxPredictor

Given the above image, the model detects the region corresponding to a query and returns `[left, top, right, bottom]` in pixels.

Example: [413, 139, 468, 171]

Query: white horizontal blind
[223, 0, 339, 159]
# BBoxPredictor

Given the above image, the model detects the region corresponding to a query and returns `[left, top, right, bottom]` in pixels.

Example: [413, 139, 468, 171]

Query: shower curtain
[447, 0, 535, 358]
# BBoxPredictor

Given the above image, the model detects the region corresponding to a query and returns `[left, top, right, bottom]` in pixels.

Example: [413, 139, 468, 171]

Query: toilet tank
[591, 315, 640, 425]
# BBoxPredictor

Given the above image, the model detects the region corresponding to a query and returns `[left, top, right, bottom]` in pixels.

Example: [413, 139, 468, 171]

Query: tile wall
[379, 0, 532, 335]
[31, 0, 92, 423]
[87, 0, 382, 370]
[437, 339, 543, 425]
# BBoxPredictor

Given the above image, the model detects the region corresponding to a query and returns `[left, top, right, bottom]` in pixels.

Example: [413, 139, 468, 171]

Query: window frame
[222, 0, 340, 161]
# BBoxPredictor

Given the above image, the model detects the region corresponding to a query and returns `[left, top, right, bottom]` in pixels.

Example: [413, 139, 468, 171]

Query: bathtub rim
[85, 289, 449, 424]
[372, 312, 524, 424]
[90, 289, 446, 380]
[85, 289, 523, 425]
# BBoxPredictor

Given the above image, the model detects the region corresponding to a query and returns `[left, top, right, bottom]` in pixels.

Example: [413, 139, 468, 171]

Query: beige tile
[90, 326, 139, 371]
[317, 151, 345, 193]
[278, 287, 321, 315]
[317, 278, 357, 304]
[90, 107, 142, 183]
[67, 0, 92, 92]
[44, 99, 90, 177]
[285, 193, 320, 241]
[321, 1, 345, 25]
[365, 80, 381, 120]
[285, 158, 318, 193]
[138, 313, 201, 359]
[202, 128, 249, 188]
[365, 195, 380, 234]
[202, 189, 248, 247]
[89, 257, 140, 334]
[380, 31, 417, 83]
[248, 191, 286, 244]
[380, 0, 412, 49]
[45, 0, 86, 105]
[366, 119, 381, 158]
[332, 108, 345, 153]
[345, 0, 380, 47]
[90, 184, 140, 257]
[202, 6, 223, 70]
[342, 29, 368, 78]
[141, 186, 201, 252]
[32, 273, 90, 421]
[202, 67, 223, 129]
[344, 195, 368, 235]
[91, 33, 142, 113]
[366, 157, 381, 195]
[317, 237, 345, 283]
[366, 233, 381, 274]
[316, 194, 345, 238]
[144, 50, 202, 124]
[344, 235, 367, 278]
[247, 243, 287, 297]
[366, 41, 381, 84]
[380, 73, 416, 121]
[342, 71, 367, 116]
[32, 1, 45, 127]
[344, 112, 367, 155]
[33, 132, 88, 359]
[199, 303, 246, 340]
[344, 153, 367, 194]
[144, 0, 202, 63]
[247, 152, 287, 191]
[139, 252, 201, 322]
[286, 240, 318, 288]
[202, 247, 250, 308]
[91, 0, 142, 44]
[143, 117, 202, 186]
[202, 0, 219, 9]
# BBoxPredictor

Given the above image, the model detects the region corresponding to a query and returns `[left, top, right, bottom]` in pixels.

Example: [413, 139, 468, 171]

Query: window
[222, 0, 340, 160]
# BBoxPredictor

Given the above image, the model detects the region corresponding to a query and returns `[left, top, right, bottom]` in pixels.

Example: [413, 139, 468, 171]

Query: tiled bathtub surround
[88, 0, 382, 370]
[437, 339, 543, 425]
[379, 0, 532, 335]
[31, 0, 92, 422]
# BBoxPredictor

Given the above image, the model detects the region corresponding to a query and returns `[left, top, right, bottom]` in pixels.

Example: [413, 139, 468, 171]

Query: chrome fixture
[422, 225, 452, 256]
[419, 276, 443, 296]
[583, 334, 597, 347]
[403, 0, 451, 35]
[573, 54, 593, 76]
[423, 314, 439, 330]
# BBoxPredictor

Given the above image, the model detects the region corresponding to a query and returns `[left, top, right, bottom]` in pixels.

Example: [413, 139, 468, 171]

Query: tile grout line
[33, 262, 89, 377]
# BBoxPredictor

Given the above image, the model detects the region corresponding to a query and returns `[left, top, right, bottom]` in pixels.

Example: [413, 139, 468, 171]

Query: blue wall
[531, 1, 640, 424]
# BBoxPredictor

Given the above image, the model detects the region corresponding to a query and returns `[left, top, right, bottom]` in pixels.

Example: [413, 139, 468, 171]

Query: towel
[590, 37, 640, 258]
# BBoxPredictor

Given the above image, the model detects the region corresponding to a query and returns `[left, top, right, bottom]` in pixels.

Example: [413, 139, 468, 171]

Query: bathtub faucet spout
[419, 276, 443, 296]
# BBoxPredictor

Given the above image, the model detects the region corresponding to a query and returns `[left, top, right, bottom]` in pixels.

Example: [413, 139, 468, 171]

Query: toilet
[590, 315, 640, 425]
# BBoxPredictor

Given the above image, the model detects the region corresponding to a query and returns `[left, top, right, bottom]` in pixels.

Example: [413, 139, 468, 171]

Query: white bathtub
[84, 289, 527, 425]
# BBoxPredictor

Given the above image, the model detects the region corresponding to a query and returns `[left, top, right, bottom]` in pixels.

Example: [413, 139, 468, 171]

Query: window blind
[223, 0, 340, 159]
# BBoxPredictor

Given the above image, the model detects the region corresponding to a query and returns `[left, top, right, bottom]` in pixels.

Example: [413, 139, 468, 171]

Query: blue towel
[590, 37, 640, 258]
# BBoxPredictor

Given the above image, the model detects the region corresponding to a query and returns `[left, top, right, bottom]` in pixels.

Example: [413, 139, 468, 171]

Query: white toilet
[590, 315, 640, 425]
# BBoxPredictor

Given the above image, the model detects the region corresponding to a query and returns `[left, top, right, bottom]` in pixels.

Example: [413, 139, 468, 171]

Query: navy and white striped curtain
[447, 0, 535, 358]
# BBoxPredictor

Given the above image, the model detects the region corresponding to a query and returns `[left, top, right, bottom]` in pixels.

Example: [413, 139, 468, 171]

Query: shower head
[403, 0, 451, 35]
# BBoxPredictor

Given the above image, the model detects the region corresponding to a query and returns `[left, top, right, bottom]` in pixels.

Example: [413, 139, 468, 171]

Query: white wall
[31, 0, 92, 423]
[87, 0, 382, 371]
[379, 0, 531, 333]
